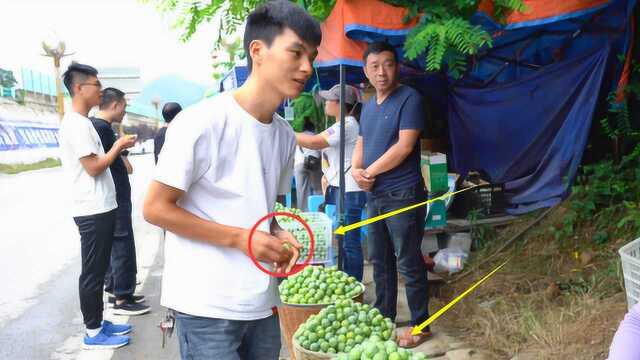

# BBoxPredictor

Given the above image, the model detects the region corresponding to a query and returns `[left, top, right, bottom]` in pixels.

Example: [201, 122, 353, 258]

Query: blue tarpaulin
[447, 0, 635, 213]
[449, 46, 610, 213]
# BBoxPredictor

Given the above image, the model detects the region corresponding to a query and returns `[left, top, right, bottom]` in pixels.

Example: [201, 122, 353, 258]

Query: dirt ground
[426, 206, 630, 359]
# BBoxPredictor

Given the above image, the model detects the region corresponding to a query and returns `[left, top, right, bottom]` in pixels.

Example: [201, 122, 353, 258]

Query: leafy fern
[384, 0, 524, 77]
[142, 0, 526, 77]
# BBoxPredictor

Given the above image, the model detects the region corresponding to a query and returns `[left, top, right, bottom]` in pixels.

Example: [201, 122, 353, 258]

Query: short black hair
[62, 62, 98, 96]
[99, 87, 125, 110]
[162, 102, 182, 123]
[363, 41, 398, 64]
[244, 0, 322, 72]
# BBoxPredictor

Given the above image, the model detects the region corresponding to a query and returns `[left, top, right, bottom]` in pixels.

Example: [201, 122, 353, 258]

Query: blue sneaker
[83, 328, 129, 350]
[102, 320, 132, 336]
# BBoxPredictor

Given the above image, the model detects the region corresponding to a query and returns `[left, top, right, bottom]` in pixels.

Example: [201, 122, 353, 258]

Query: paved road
[0, 154, 163, 360]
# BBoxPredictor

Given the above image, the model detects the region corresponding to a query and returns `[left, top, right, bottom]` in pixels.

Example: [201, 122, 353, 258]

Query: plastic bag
[433, 248, 469, 274]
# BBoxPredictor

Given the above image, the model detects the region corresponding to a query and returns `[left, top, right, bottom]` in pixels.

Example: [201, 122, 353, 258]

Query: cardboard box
[421, 152, 448, 194]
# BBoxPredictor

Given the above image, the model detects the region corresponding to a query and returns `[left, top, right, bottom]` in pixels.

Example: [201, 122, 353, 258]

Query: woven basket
[292, 323, 397, 360]
[279, 283, 364, 360]
[292, 336, 334, 360]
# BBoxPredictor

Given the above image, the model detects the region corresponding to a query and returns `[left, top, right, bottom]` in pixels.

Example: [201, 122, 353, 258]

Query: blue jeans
[367, 183, 429, 326]
[326, 186, 367, 281]
[175, 312, 281, 360]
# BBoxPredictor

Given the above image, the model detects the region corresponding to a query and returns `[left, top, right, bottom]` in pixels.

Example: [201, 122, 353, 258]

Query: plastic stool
[307, 195, 324, 212]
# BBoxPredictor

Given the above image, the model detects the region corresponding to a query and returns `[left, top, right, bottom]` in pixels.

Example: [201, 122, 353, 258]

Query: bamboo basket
[292, 323, 397, 360]
[279, 283, 364, 360]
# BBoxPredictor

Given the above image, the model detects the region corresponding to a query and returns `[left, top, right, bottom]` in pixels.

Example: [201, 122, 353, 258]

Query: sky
[1, 0, 220, 86]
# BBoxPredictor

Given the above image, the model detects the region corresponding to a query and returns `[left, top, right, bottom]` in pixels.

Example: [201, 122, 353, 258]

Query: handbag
[300, 146, 321, 171]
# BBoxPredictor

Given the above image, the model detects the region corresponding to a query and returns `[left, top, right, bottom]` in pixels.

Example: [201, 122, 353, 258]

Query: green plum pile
[280, 266, 362, 305]
[275, 202, 305, 220]
[294, 299, 394, 354]
[274, 202, 330, 262]
[333, 337, 428, 360]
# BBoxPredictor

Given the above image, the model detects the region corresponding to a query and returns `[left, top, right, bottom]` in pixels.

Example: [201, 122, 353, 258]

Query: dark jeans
[176, 312, 281, 360]
[367, 183, 429, 326]
[326, 186, 367, 281]
[104, 202, 138, 299]
[73, 209, 116, 329]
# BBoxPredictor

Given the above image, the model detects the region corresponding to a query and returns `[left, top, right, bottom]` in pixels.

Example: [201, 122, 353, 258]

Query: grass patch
[0, 158, 61, 174]
[431, 205, 629, 359]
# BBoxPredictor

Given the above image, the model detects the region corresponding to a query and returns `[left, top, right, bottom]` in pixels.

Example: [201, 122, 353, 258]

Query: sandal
[396, 326, 433, 348]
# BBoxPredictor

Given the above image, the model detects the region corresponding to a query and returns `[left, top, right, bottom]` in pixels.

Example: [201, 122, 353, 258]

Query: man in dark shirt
[153, 102, 182, 164]
[351, 41, 430, 348]
[91, 87, 150, 316]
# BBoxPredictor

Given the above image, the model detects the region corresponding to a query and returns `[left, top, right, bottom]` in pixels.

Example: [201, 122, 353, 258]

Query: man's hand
[114, 135, 136, 152]
[235, 229, 301, 274]
[352, 168, 375, 192]
[273, 230, 303, 274]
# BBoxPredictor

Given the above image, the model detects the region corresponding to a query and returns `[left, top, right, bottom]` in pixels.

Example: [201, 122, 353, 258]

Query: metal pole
[53, 57, 64, 119]
[337, 64, 346, 270]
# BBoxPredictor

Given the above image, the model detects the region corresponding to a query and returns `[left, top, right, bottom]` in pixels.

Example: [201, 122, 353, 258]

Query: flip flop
[397, 326, 433, 349]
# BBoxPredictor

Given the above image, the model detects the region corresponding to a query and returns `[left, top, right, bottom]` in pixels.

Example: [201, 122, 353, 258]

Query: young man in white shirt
[58, 63, 136, 349]
[142, 1, 321, 359]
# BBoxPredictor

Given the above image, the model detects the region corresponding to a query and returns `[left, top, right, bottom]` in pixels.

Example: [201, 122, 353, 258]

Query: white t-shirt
[155, 92, 296, 321]
[58, 111, 117, 217]
[322, 116, 362, 192]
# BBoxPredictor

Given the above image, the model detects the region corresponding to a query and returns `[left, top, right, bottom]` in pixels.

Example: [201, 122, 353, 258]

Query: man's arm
[350, 136, 375, 192]
[143, 180, 298, 272]
[351, 136, 364, 169]
[122, 155, 133, 174]
[295, 132, 329, 150]
[79, 135, 135, 177]
[364, 129, 420, 178]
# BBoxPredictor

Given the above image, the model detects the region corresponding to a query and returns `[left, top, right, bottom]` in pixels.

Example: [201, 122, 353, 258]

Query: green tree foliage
[212, 38, 245, 80]
[0, 68, 18, 89]
[599, 57, 640, 160]
[551, 58, 640, 244]
[384, 0, 525, 76]
[142, 0, 525, 77]
[141, 0, 334, 79]
[141, 0, 333, 43]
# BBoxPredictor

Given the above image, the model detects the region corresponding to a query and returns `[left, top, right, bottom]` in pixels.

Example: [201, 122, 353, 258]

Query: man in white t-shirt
[58, 63, 136, 349]
[142, 2, 321, 359]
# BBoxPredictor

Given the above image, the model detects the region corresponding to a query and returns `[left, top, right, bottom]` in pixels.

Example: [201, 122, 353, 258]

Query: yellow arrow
[334, 185, 478, 235]
[411, 260, 509, 335]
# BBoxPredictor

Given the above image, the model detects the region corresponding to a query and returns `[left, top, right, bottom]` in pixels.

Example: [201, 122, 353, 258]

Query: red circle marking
[247, 212, 315, 277]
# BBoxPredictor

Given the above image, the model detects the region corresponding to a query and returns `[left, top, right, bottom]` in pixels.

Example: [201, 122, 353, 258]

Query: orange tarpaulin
[315, 0, 418, 67]
[316, 0, 614, 67]
[478, 0, 612, 28]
